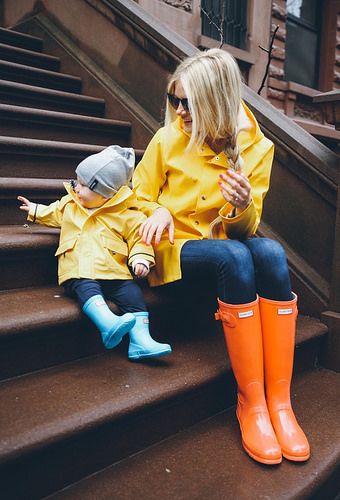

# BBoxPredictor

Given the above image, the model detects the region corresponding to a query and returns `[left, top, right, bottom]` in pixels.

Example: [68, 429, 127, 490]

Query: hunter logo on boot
[278, 308, 293, 315]
[238, 310, 254, 319]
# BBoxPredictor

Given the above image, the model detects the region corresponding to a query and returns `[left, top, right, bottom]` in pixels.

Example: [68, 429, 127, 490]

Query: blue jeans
[64, 278, 147, 313]
[180, 237, 292, 304]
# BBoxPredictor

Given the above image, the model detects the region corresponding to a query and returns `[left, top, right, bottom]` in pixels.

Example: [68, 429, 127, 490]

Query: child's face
[74, 177, 108, 209]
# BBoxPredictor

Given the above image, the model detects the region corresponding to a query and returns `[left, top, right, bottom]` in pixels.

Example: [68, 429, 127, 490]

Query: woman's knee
[216, 240, 255, 282]
[246, 238, 289, 276]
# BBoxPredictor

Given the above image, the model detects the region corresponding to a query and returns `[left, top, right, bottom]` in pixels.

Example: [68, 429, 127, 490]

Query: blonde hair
[165, 48, 243, 171]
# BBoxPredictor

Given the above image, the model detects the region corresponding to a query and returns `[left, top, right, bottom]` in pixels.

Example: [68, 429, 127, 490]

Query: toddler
[18, 145, 172, 360]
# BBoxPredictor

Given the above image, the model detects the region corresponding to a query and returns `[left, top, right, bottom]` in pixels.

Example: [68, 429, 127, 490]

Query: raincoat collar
[173, 100, 263, 156]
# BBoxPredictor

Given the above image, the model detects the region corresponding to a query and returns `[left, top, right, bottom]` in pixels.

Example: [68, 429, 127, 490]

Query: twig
[257, 25, 279, 95]
[201, 7, 224, 48]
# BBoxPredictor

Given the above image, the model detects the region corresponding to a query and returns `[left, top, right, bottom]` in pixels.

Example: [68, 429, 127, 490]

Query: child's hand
[17, 196, 31, 212]
[133, 263, 149, 278]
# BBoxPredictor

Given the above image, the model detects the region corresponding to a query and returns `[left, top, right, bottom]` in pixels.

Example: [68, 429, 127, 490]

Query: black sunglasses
[167, 93, 190, 112]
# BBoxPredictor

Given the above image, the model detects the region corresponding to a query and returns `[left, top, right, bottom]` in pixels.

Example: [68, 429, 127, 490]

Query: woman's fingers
[139, 208, 174, 245]
[219, 170, 251, 208]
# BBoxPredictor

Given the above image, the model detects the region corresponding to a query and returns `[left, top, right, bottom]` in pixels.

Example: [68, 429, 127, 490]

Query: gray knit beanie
[75, 145, 135, 198]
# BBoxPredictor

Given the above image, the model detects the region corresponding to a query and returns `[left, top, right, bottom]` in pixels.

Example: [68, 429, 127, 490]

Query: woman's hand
[218, 169, 251, 212]
[17, 196, 31, 212]
[139, 207, 174, 246]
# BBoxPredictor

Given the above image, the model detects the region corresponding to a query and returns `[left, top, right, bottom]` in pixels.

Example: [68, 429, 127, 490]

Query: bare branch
[257, 25, 280, 95]
[201, 7, 224, 48]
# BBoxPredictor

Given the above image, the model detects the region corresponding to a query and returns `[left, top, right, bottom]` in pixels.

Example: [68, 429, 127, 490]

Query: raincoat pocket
[102, 236, 128, 257]
[55, 237, 77, 257]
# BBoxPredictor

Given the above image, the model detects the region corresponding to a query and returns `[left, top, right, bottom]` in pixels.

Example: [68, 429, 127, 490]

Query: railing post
[314, 90, 340, 371]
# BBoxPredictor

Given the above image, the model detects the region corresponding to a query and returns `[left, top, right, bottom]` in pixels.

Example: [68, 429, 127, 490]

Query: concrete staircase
[0, 27, 339, 500]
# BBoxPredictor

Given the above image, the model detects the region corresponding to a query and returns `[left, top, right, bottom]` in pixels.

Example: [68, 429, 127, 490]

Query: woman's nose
[176, 103, 187, 115]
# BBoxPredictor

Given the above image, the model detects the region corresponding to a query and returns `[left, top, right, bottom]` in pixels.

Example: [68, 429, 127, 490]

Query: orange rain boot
[259, 293, 310, 462]
[216, 297, 282, 465]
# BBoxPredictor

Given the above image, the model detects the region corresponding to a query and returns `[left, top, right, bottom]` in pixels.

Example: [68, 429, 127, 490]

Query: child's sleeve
[27, 195, 70, 228]
[123, 209, 155, 268]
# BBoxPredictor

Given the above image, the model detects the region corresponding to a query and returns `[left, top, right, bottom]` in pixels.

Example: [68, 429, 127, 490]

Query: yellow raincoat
[133, 101, 274, 287]
[27, 183, 155, 284]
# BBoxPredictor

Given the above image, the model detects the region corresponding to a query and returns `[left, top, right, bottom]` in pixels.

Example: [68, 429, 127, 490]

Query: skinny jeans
[180, 237, 292, 304]
[63, 278, 147, 313]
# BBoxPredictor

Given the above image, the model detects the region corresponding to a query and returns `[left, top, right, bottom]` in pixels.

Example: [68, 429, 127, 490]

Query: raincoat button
[201, 195, 207, 200]
[216, 156, 219, 160]
[194, 220, 199, 225]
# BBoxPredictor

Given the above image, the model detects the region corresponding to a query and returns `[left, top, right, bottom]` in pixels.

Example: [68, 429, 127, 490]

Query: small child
[18, 145, 172, 360]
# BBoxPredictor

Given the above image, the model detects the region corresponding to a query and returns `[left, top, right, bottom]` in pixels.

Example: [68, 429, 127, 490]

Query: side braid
[224, 129, 243, 172]
[209, 129, 243, 238]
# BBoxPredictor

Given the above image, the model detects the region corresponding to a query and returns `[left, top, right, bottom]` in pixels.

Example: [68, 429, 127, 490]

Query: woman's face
[174, 80, 192, 134]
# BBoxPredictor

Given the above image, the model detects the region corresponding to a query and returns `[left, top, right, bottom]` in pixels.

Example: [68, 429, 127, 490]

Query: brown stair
[0, 25, 339, 500]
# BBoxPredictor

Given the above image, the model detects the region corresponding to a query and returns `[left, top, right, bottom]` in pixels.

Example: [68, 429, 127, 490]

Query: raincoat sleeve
[132, 130, 167, 217]
[27, 195, 71, 228]
[218, 142, 274, 239]
[123, 207, 155, 268]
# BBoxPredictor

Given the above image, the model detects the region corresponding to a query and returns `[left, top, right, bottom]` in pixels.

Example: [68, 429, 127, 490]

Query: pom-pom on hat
[75, 145, 135, 198]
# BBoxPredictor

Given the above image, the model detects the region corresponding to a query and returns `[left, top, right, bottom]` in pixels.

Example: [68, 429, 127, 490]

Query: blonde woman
[133, 49, 309, 465]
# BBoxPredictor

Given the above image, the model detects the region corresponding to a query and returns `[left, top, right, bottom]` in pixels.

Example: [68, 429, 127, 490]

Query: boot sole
[105, 318, 135, 349]
[242, 440, 282, 465]
[282, 451, 310, 462]
[128, 348, 172, 361]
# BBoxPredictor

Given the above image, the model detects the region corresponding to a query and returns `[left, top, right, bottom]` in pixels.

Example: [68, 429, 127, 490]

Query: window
[201, 0, 248, 50]
[285, 0, 322, 88]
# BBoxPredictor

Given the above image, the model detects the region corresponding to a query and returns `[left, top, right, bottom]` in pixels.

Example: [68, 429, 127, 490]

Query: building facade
[137, 0, 340, 151]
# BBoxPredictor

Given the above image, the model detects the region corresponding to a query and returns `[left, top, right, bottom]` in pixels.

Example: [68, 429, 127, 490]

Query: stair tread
[0, 28, 43, 52]
[0, 78, 104, 104]
[0, 59, 80, 83]
[0, 103, 131, 129]
[0, 42, 60, 65]
[0, 332, 228, 464]
[0, 225, 59, 254]
[0, 135, 142, 155]
[50, 367, 340, 500]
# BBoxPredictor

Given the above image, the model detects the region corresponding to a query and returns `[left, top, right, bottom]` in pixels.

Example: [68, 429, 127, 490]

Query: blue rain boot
[128, 311, 172, 360]
[83, 295, 136, 349]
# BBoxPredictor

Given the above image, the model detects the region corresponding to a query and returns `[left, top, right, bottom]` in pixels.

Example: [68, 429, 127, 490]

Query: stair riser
[0, 88, 105, 116]
[0, 250, 58, 291]
[1, 196, 65, 225]
[0, 148, 142, 179]
[0, 153, 96, 179]
[0, 28, 43, 52]
[0, 45, 60, 71]
[0, 63, 81, 93]
[0, 120, 130, 147]
[0, 371, 233, 500]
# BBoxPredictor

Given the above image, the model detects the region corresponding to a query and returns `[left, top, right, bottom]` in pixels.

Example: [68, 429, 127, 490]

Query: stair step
[0, 28, 43, 52]
[0, 42, 60, 71]
[0, 137, 143, 179]
[0, 79, 105, 116]
[0, 279, 328, 379]
[0, 177, 65, 224]
[0, 225, 59, 290]
[0, 331, 233, 499]
[49, 368, 340, 500]
[0, 104, 131, 145]
[0, 175, 117, 224]
[0, 59, 82, 93]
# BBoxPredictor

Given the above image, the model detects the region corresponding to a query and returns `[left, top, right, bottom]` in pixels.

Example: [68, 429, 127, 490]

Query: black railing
[201, 0, 248, 49]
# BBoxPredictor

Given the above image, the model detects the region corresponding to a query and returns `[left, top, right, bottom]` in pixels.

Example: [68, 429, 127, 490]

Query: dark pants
[180, 237, 292, 304]
[64, 278, 147, 313]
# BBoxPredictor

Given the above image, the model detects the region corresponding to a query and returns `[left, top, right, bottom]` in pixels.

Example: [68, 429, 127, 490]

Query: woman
[132, 48, 310, 465]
